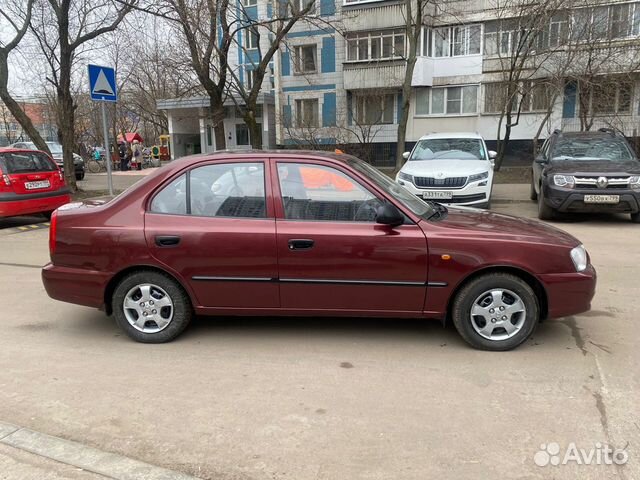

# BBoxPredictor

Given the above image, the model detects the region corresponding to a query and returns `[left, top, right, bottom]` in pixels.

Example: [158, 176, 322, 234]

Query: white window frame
[245, 28, 259, 50]
[243, 0, 257, 6]
[246, 69, 259, 90]
[293, 44, 318, 74]
[414, 85, 479, 117]
[295, 98, 320, 128]
[345, 29, 405, 62]
[354, 93, 396, 125]
[293, 0, 316, 14]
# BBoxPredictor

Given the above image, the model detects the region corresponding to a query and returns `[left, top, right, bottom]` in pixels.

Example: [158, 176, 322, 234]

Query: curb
[0, 421, 199, 480]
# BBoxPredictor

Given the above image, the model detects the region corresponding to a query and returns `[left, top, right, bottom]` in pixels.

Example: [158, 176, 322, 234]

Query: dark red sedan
[42, 151, 596, 350]
[0, 147, 71, 219]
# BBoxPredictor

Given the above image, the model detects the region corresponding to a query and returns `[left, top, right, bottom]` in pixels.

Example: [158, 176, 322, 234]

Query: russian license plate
[24, 180, 50, 190]
[584, 194, 619, 204]
[423, 191, 453, 200]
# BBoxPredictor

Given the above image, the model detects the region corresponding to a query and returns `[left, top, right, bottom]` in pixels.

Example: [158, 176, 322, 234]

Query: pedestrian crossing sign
[88, 64, 117, 102]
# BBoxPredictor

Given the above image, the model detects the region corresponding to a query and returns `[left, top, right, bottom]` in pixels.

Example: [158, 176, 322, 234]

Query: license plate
[24, 180, 50, 190]
[584, 194, 619, 204]
[423, 191, 453, 200]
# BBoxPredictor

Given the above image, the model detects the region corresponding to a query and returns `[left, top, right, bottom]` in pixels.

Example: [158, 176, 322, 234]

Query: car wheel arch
[104, 265, 196, 315]
[444, 265, 549, 324]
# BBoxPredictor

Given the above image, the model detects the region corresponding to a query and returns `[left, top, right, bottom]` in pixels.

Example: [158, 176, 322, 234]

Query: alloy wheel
[123, 283, 174, 333]
[470, 288, 526, 341]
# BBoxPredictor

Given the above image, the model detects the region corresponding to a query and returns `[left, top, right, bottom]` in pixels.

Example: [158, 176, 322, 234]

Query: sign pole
[100, 102, 113, 196]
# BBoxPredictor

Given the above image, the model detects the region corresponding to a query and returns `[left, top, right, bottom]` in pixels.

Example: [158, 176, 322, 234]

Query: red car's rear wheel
[112, 270, 192, 343]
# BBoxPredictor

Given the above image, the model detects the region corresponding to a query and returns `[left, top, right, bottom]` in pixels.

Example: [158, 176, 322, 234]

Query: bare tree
[0, 0, 51, 153]
[29, 0, 135, 190]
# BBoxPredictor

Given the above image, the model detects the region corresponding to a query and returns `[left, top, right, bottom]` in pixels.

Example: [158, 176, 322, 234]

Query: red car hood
[433, 207, 580, 247]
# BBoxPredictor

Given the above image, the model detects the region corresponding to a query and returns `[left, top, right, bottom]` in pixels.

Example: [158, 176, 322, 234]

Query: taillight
[58, 169, 64, 182]
[0, 168, 12, 192]
[49, 210, 58, 258]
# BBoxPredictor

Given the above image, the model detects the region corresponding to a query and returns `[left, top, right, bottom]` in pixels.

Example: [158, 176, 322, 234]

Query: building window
[243, 0, 257, 6]
[346, 29, 405, 62]
[246, 69, 259, 90]
[292, 0, 315, 14]
[245, 28, 259, 50]
[206, 125, 213, 146]
[354, 93, 395, 124]
[236, 124, 249, 145]
[293, 45, 317, 73]
[295, 98, 319, 127]
[429, 25, 481, 58]
[591, 80, 633, 115]
[569, 3, 640, 41]
[549, 13, 569, 47]
[483, 81, 551, 114]
[421, 27, 432, 56]
[415, 86, 478, 115]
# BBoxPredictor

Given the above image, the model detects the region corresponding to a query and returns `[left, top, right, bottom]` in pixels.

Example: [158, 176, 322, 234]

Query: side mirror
[534, 155, 547, 164]
[488, 150, 497, 160]
[376, 203, 404, 227]
[402, 151, 410, 160]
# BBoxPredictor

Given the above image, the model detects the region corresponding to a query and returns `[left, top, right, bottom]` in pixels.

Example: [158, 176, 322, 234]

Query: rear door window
[0, 152, 57, 173]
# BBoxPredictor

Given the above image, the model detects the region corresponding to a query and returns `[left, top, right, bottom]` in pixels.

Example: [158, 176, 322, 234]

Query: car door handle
[155, 235, 181, 247]
[288, 239, 314, 250]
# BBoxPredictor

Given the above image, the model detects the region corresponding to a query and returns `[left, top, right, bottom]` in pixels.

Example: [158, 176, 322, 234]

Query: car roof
[0, 146, 48, 155]
[417, 132, 484, 141]
[172, 149, 359, 165]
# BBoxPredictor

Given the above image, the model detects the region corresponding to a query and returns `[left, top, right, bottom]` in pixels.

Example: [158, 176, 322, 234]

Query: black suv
[531, 129, 640, 223]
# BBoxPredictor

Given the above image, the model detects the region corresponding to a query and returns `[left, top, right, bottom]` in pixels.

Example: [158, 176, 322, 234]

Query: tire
[76, 172, 85, 181]
[631, 212, 640, 223]
[87, 160, 102, 174]
[42, 211, 53, 220]
[537, 188, 555, 220]
[112, 270, 192, 343]
[452, 273, 540, 351]
[529, 174, 538, 201]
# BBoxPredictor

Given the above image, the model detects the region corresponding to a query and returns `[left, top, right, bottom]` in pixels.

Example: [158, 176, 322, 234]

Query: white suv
[396, 133, 496, 208]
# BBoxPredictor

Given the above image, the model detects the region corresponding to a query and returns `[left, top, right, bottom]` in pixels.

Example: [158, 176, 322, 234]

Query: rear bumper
[0, 191, 71, 217]
[42, 263, 110, 309]
[539, 264, 597, 319]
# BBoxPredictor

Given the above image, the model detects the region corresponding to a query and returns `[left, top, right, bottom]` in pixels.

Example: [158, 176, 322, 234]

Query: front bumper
[542, 184, 640, 214]
[539, 264, 597, 319]
[42, 263, 110, 309]
[0, 191, 71, 217]
[397, 178, 491, 206]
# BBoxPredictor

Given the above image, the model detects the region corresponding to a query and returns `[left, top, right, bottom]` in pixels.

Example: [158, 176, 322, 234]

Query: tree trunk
[495, 110, 511, 171]
[245, 109, 263, 149]
[0, 52, 50, 155]
[209, 96, 226, 151]
[58, 91, 77, 191]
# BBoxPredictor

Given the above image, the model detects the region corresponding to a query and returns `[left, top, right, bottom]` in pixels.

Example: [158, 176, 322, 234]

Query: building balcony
[343, 61, 405, 90]
[412, 55, 483, 87]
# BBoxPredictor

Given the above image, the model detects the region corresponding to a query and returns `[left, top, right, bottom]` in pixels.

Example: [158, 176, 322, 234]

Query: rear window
[0, 152, 57, 173]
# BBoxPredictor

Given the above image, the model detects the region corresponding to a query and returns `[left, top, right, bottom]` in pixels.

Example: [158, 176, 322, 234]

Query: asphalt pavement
[0, 178, 638, 479]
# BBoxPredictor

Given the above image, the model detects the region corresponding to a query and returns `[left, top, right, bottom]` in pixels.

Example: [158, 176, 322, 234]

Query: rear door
[0, 151, 63, 195]
[144, 159, 279, 310]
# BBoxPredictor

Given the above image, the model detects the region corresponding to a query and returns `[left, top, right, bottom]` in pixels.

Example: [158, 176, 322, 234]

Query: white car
[396, 132, 496, 208]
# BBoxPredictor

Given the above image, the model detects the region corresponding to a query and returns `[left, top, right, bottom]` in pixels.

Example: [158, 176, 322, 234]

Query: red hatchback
[42, 151, 596, 350]
[0, 148, 71, 219]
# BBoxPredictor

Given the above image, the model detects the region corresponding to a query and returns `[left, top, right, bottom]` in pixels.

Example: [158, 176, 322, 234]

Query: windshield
[46, 142, 63, 154]
[552, 137, 635, 162]
[411, 138, 487, 161]
[346, 157, 433, 218]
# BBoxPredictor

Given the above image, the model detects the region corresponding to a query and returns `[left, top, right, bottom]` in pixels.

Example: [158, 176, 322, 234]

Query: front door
[144, 160, 279, 309]
[273, 160, 428, 314]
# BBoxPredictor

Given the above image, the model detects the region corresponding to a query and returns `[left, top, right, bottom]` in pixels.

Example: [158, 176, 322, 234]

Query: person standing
[132, 140, 143, 171]
[118, 142, 127, 171]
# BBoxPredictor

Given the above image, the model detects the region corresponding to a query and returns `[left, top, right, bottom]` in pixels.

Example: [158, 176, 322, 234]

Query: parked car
[0, 147, 71, 219]
[531, 129, 640, 222]
[396, 133, 496, 209]
[10, 141, 85, 180]
[42, 151, 596, 351]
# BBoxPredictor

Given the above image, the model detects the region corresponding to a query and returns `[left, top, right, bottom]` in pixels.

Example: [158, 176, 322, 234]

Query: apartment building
[0, 99, 56, 147]
[277, 0, 640, 165]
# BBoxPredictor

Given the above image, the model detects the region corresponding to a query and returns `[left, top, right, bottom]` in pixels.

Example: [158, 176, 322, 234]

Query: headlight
[553, 174, 575, 188]
[570, 244, 588, 272]
[469, 171, 489, 182]
[398, 172, 413, 182]
[629, 175, 640, 190]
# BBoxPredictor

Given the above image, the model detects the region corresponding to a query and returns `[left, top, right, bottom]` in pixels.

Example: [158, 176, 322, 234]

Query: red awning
[117, 132, 144, 144]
